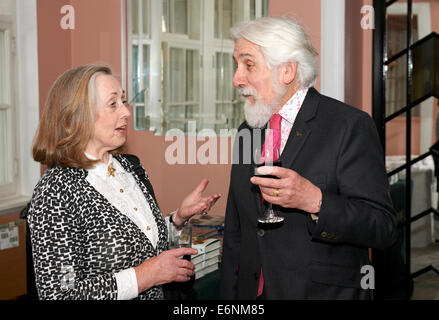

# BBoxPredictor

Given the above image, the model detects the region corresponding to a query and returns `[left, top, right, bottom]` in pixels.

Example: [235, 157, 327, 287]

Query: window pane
[262, 0, 269, 17]
[386, 54, 408, 117]
[186, 49, 199, 101]
[386, 10, 407, 60]
[163, 0, 200, 38]
[130, 0, 269, 136]
[214, 0, 219, 38]
[232, 100, 245, 128]
[142, 0, 149, 36]
[143, 44, 149, 99]
[214, 103, 231, 132]
[185, 104, 198, 119]
[174, 0, 188, 35]
[135, 105, 147, 130]
[132, 0, 139, 35]
[222, 0, 233, 39]
[216, 52, 233, 101]
[0, 30, 8, 105]
[250, 0, 255, 20]
[170, 48, 185, 102]
[167, 104, 198, 132]
[132, 45, 140, 102]
[162, 0, 169, 32]
[169, 105, 185, 119]
[215, 53, 222, 100]
[188, 0, 201, 40]
[0, 109, 12, 185]
[166, 120, 185, 132]
[215, 103, 227, 132]
[215, 0, 233, 39]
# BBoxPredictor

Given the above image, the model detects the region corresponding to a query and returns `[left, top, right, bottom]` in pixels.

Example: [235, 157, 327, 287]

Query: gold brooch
[107, 163, 116, 177]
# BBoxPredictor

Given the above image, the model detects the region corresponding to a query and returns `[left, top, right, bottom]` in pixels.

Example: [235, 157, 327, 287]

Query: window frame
[126, 0, 269, 136]
[0, 18, 18, 200]
[0, 1, 40, 214]
[162, 42, 202, 132]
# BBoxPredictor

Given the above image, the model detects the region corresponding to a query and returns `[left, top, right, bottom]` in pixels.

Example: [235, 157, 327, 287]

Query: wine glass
[168, 221, 192, 260]
[253, 146, 284, 224]
[167, 221, 195, 294]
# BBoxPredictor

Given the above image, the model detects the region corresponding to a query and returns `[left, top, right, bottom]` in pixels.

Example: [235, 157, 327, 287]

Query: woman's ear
[279, 62, 298, 85]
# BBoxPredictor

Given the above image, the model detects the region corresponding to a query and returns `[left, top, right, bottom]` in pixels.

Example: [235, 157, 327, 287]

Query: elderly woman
[28, 64, 221, 300]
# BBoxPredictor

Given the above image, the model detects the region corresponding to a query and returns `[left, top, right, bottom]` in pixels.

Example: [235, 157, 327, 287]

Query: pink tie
[261, 113, 282, 162]
[257, 113, 282, 297]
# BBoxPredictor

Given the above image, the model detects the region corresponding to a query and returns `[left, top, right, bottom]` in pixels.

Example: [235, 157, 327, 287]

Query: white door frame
[320, 0, 345, 102]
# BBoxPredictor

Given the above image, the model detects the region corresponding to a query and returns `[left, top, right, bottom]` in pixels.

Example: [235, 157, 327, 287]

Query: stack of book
[190, 215, 224, 265]
[190, 215, 224, 237]
[192, 238, 221, 280]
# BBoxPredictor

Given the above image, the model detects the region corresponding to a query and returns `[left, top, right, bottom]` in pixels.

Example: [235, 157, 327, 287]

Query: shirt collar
[278, 87, 309, 125]
[85, 152, 114, 178]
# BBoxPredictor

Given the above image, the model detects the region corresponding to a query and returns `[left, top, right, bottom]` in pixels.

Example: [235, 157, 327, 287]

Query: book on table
[194, 256, 220, 280]
[192, 238, 221, 279]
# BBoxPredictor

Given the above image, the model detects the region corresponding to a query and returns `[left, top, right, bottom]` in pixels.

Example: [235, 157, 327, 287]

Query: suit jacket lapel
[244, 87, 321, 219]
[280, 87, 320, 169]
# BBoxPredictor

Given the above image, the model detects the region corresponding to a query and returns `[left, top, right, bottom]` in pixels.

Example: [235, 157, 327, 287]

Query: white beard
[239, 85, 287, 129]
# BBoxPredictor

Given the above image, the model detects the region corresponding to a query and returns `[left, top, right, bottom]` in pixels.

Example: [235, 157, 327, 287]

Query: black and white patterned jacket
[27, 154, 168, 300]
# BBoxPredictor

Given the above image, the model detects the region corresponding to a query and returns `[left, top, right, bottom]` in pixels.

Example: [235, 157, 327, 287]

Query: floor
[411, 242, 439, 300]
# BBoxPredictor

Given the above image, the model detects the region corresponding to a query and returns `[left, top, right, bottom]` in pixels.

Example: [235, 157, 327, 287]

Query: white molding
[320, 0, 345, 102]
[149, 0, 163, 133]
[16, 0, 39, 196]
[120, 0, 127, 91]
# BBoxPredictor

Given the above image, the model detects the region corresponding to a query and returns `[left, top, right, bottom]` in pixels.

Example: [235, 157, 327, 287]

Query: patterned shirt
[86, 153, 159, 300]
[277, 88, 309, 154]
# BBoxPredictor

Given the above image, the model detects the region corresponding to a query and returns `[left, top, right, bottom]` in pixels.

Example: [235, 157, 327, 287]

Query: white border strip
[320, 0, 345, 102]
[16, 0, 40, 197]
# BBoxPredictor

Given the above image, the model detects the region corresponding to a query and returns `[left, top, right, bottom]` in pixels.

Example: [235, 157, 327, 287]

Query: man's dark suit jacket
[220, 87, 397, 300]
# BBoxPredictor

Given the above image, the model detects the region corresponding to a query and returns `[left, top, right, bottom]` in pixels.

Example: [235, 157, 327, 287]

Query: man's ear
[279, 62, 297, 85]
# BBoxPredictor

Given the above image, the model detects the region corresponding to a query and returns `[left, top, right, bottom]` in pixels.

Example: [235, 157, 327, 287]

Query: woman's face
[86, 74, 131, 159]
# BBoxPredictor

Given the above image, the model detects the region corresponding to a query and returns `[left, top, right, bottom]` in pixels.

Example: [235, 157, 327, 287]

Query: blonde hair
[33, 64, 121, 169]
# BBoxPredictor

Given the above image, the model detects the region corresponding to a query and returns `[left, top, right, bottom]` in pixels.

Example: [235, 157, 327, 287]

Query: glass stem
[267, 202, 274, 217]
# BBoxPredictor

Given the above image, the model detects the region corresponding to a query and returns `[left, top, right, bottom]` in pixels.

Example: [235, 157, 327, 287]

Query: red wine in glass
[253, 147, 284, 224]
[254, 160, 282, 179]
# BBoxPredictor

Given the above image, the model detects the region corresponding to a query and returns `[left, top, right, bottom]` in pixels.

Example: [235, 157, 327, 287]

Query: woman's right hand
[134, 247, 198, 294]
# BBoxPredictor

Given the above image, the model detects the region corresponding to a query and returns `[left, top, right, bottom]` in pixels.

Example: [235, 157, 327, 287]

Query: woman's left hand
[172, 179, 222, 227]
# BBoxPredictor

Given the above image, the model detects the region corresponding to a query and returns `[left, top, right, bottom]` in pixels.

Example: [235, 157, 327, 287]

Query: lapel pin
[296, 131, 302, 137]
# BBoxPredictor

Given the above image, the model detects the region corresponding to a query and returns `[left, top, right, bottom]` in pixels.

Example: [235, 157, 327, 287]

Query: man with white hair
[220, 16, 397, 300]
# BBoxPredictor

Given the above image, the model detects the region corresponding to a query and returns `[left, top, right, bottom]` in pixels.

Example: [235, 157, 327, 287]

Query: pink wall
[35, 0, 439, 215]
[36, 0, 230, 217]
[70, 0, 122, 77]
[124, 125, 232, 216]
[345, 0, 374, 114]
[386, 118, 421, 155]
[270, 0, 436, 156]
[37, 0, 122, 108]
[269, 0, 321, 91]
[37, 0, 72, 175]
[269, 0, 372, 114]
[36, 0, 72, 116]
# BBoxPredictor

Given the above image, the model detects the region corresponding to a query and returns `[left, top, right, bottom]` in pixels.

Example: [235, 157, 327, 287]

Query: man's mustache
[238, 87, 259, 98]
